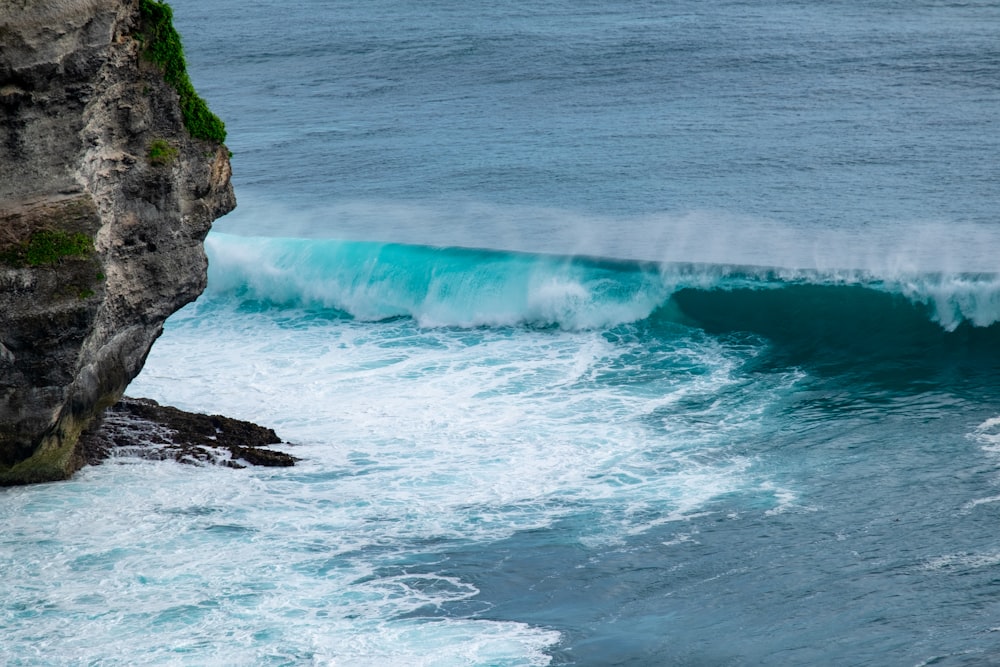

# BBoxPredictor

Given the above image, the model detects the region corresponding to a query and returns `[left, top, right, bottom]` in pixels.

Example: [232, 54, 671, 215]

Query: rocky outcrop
[79, 397, 298, 468]
[0, 0, 235, 484]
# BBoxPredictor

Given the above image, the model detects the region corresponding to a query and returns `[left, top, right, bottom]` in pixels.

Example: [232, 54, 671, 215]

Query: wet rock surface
[80, 397, 298, 468]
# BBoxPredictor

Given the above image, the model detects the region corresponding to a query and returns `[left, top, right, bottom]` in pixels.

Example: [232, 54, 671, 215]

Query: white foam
[961, 495, 1000, 511]
[922, 551, 1000, 572]
[0, 462, 560, 666]
[33, 295, 799, 663]
[761, 482, 800, 516]
[968, 416, 1000, 451]
[131, 302, 798, 547]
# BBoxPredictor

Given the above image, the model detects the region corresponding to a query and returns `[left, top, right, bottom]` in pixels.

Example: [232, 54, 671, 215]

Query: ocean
[4, 0, 1000, 664]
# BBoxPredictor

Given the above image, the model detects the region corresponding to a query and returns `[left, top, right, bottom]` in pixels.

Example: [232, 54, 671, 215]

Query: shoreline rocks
[80, 397, 298, 469]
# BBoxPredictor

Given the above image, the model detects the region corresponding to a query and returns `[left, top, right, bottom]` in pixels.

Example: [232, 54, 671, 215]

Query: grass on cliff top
[139, 0, 227, 144]
[0, 230, 94, 267]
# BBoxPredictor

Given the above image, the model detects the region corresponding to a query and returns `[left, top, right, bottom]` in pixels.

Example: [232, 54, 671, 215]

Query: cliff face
[0, 0, 234, 484]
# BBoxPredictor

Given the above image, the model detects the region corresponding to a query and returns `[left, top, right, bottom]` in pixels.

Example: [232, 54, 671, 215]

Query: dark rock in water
[80, 397, 298, 469]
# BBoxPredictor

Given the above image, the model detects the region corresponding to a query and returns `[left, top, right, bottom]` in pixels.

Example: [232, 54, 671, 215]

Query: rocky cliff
[0, 0, 235, 484]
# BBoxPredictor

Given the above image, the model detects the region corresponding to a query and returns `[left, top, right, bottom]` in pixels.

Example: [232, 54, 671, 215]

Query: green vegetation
[0, 418, 87, 486]
[0, 436, 76, 485]
[138, 0, 227, 143]
[0, 230, 94, 267]
[148, 138, 179, 165]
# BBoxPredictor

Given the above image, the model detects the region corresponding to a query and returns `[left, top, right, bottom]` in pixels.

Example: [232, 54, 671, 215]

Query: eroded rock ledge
[0, 0, 235, 484]
[80, 397, 298, 469]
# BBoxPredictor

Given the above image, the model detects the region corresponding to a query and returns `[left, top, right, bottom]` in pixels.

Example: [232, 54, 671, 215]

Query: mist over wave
[214, 196, 1000, 275]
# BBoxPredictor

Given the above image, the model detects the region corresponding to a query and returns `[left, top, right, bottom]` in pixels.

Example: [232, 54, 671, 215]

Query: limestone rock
[0, 0, 235, 484]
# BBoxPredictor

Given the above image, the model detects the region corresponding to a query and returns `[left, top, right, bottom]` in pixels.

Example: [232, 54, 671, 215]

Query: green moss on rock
[138, 0, 227, 143]
[0, 423, 83, 486]
[148, 138, 179, 165]
[0, 229, 94, 267]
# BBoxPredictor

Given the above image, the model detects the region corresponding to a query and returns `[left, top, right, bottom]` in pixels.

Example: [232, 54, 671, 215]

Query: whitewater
[5, 0, 1000, 665]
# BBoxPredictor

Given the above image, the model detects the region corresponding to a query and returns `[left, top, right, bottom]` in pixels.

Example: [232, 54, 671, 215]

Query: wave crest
[204, 233, 1000, 334]
[205, 234, 671, 329]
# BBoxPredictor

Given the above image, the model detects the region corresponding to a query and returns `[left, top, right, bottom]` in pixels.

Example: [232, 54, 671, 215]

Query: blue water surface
[4, 1, 1000, 665]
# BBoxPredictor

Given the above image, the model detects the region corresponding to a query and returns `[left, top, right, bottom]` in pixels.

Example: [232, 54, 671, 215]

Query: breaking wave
[204, 233, 1000, 337]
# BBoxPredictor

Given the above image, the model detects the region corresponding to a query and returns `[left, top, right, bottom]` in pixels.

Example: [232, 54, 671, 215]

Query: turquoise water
[4, 1, 1000, 664]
